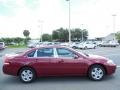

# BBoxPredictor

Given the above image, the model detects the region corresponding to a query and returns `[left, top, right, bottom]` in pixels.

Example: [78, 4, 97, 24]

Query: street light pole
[81, 24, 84, 41]
[38, 20, 43, 42]
[66, 0, 71, 43]
[112, 14, 116, 41]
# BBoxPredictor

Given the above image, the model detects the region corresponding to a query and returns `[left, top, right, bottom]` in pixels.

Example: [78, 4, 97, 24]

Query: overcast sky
[0, 0, 120, 39]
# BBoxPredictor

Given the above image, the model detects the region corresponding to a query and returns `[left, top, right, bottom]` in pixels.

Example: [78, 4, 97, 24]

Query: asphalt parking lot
[0, 47, 120, 90]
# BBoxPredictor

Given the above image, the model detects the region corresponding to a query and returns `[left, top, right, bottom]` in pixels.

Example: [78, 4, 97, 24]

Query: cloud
[0, 0, 17, 16]
[0, 0, 39, 16]
[25, 0, 40, 10]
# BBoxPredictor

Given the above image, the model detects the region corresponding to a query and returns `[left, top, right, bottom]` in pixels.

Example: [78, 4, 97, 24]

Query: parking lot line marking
[117, 66, 120, 68]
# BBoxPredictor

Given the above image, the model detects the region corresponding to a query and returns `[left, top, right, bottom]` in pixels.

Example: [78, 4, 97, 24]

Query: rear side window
[0, 42, 3, 45]
[37, 48, 53, 57]
[27, 50, 36, 57]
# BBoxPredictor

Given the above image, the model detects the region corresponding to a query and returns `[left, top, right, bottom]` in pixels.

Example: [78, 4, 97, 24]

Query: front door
[55, 48, 88, 76]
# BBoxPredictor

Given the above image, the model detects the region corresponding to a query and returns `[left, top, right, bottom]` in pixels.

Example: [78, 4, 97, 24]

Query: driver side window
[56, 48, 76, 58]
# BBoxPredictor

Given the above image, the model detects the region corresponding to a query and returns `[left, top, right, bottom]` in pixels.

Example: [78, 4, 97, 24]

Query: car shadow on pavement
[1, 75, 116, 85]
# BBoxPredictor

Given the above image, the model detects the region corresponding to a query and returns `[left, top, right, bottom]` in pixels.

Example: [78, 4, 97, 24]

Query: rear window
[0, 43, 3, 45]
[37, 48, 53, 57]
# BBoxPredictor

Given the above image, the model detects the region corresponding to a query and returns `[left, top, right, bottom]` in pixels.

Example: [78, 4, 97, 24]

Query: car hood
[88, 54, 108, 61]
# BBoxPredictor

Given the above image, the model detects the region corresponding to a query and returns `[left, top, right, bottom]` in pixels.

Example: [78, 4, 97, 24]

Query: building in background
[103, 33, 117, 42]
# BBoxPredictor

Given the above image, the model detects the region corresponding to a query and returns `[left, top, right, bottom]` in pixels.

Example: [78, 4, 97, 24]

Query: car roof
[34, 45, 69, 49]
[25, 45, 70, 55]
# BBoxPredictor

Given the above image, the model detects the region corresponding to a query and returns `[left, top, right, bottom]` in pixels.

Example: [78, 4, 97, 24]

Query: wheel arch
[87, 63, 108, 75]
[17, 66, 37, 76]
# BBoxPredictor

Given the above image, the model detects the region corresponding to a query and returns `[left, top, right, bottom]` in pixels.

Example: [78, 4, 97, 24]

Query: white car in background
[77, 41, 96, 49]
[0, 42, 5, 50]
[101, 41, 119, 47]
[60, 42, 69, 46]
[69, 42, 80, 49]
[28, 42, 43, 48]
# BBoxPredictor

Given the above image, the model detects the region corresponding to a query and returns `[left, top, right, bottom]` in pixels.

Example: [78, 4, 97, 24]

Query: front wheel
[84, 46, 87, 50]
[19, 67, 36, 83]
[72, 46, 77, 49]
[94, 46, 96, 49]
[88, 65, 105, 81]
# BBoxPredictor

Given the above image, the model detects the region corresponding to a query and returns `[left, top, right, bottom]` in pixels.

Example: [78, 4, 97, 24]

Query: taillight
[4, 62, 10, 65]
[4, 56, 11, 65]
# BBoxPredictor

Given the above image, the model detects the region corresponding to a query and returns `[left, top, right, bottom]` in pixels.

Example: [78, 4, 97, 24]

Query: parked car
[95, 41, 104, 46]
[0, 42, 5, 50]
[27, 43, 36, 48]
[77, 41, 97, 49]
[60, 42, 70, 46]
[3, 46, 116, 83]
[69, 42, 80, 49]
[28, 42, 43, 48]
[101, 41, 119, 47]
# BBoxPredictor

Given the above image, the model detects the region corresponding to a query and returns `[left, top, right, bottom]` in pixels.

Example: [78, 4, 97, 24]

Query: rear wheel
[19, 67, 36, 83]
[88, 65, 105, 81]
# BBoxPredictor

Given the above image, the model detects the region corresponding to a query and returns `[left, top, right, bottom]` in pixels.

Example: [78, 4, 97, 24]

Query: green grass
[7, 45, 27, 48]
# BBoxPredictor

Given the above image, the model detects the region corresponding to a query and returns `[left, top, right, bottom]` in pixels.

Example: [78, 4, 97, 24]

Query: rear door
[35, 48, 54, 76]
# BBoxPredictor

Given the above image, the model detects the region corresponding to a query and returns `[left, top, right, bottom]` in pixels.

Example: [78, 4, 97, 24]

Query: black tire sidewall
[19, 67, 36, 83]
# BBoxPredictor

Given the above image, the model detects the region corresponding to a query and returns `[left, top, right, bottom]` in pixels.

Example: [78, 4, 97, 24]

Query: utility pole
[112, 14, 116, 41]
[66, 0, 71, 43]
[38, 20, 44, 42]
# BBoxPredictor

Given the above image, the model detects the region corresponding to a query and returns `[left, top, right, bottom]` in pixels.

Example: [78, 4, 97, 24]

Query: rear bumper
[3, 64, 18, 76]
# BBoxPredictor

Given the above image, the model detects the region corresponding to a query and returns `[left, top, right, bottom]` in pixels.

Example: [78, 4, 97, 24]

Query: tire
[88, 65, 105, 81]
[84, 46, 87, 50]
[94, 46, 96, 49]
[19, 67, 36, 83]
[72, 46, 77, 49]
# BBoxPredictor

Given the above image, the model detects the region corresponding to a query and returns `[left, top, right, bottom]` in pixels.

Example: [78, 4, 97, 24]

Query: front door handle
[58, 60, 64, 63]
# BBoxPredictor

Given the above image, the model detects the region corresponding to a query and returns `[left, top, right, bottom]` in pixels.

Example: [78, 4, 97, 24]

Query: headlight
[107, 60, 115, 65]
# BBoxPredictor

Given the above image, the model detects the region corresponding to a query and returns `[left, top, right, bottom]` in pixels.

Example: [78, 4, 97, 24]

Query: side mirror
[73, 55, 79, 59]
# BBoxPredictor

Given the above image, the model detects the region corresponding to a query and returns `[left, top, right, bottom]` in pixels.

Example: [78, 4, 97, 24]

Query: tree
[13, 37, 24, 45]
[52, 30, 59, 40]
[71, 28, 82, 41]
[52, 28, 69, 42]
[52, 27, 88, 42]
[23, 30, 30, 44]
[71, 28, 88, 41]
[2, 38, 13, 45]
[116, 31, 120, 43]
[82, 29, 88, 41]
[42, 34, 52, 41]
[23, 30, 30, 38]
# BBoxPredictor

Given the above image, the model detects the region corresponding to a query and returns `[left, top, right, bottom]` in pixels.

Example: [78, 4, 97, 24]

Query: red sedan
[3, 46, 116, 83]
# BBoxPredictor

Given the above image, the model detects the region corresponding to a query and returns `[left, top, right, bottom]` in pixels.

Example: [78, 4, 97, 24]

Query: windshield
[69, 47, 89, 57]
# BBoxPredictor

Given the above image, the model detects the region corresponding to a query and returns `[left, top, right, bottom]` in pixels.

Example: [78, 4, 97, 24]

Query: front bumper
[106, 64, 116, 75]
